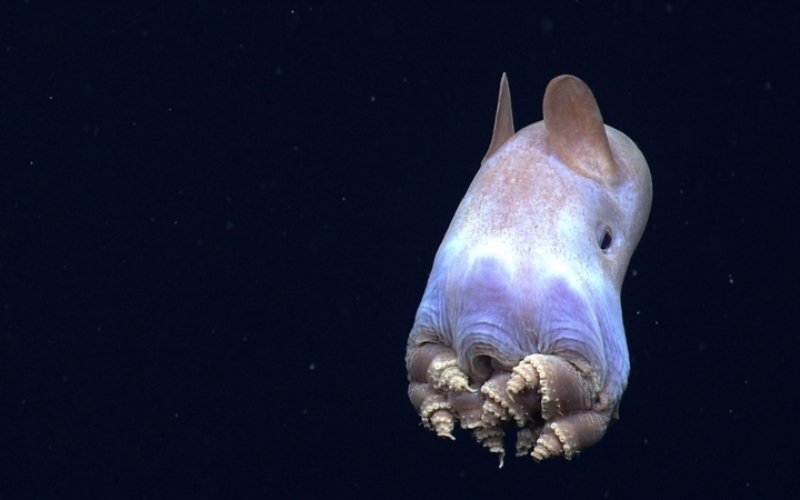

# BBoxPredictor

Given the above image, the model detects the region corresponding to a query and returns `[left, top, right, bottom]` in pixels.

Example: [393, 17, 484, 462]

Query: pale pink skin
[406, 75, 651, 463]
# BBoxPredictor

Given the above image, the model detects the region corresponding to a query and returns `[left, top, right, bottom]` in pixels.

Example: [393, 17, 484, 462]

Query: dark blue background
[1, 1, 797, 498]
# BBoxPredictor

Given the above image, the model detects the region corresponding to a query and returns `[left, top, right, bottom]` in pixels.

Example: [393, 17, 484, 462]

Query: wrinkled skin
[405, 74, 652, 465]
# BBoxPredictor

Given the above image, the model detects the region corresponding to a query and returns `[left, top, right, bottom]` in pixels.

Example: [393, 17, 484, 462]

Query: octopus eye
[597, 225, 613, 251]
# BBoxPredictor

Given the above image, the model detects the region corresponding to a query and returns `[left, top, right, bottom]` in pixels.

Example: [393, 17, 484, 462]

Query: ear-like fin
[482, 73, 515, 165]
[543, 75, 617, 185]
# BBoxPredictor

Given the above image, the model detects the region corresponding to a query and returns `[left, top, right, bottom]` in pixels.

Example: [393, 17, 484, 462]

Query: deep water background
[1, 2, 798, 498]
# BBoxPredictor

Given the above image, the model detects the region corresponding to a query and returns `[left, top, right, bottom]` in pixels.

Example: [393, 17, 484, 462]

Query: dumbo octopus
[405, 74, 652, 465]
